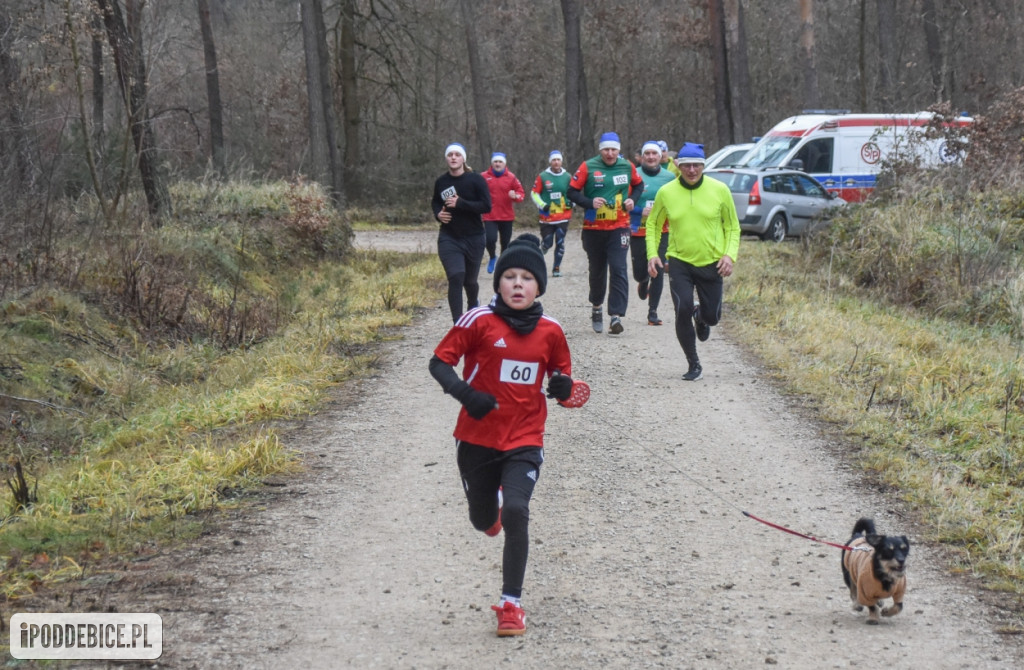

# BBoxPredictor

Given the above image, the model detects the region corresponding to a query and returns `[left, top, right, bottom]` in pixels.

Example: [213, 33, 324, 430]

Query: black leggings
[630, 233, 668, 313]
[540, 222, 569, 269]
[667, 259, 723, 366]
[437, 230, 485, 322]
[485, 220, 514, 260]
[457, 442, 543, 599]
[580, 228, 630, 316]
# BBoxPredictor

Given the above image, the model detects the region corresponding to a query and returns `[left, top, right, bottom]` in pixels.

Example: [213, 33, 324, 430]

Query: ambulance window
[796, 175, 826, 198]
[794, 138, 834, 173]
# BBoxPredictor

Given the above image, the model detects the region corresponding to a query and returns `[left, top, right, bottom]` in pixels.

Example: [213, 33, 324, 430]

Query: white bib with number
[500, 359, 539, 385]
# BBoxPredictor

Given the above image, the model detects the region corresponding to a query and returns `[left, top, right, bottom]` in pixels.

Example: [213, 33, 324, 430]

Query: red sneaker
[484, 508, 502, 537]
[491, 601, 526, 636]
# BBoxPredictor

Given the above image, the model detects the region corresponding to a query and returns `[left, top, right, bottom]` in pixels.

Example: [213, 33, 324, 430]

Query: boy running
[428, 233, 582, 637]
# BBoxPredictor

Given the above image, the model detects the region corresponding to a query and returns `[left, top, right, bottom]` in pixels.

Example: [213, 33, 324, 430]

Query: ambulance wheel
[761, 214, 787, 242]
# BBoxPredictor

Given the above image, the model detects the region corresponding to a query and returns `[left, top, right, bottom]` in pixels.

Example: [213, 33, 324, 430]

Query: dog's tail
[851, 517, 876, 538]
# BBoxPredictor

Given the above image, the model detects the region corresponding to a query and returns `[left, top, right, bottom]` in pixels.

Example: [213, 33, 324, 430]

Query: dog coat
[843, 537, 907, 607]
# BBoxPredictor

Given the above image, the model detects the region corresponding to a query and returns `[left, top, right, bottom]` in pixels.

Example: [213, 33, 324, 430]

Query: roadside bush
[803, 90, 1024, 335]
[805, 173, 1024, 334]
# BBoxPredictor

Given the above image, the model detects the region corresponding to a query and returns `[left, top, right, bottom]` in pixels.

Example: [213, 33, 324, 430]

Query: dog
[840, 517, 909, 624]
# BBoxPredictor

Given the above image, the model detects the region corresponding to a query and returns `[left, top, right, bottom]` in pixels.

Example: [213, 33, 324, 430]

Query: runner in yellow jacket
[646, 142, 740, 381]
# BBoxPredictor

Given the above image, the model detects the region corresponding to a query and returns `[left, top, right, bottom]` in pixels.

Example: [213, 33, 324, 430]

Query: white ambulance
[737, 110, 973, 202]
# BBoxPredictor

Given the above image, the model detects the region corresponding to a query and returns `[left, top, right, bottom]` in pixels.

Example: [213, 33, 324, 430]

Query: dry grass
[0, 181, 445, 600]
[728, 234, 1024, 592]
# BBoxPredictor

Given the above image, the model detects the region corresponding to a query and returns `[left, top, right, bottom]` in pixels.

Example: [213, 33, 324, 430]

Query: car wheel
[761, 213, 787, 242]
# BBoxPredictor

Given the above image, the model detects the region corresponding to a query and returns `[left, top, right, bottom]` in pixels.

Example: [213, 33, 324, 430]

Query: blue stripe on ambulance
[816, 173, 876, 193]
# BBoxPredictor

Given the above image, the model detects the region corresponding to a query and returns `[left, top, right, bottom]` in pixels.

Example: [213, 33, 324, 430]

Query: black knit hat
[493, 233, 548, 296]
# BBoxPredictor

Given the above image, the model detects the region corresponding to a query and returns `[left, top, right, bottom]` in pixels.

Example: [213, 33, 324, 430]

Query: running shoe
[552, 266, 562, 277]
[647, 312, 662, 326]
[682, 362, 703, 381]
[484, 509, 502, 537]
[609, 316, 624, 334]
[487, 257, 497, 274]
[694, 306, 710, 342]
[491, 601, 526, 636]
[637, 281, 649, 300]
[591, 307, 603, 333]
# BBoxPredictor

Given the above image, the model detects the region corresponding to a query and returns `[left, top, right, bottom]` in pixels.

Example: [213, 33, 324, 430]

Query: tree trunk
[459, 0, 491, 162]
[707, 0, 732, 147]
[0, 8, 35, 189]
[299, 0, 343, 204]
[799, 0, 820, 109]
[858, 0, 867, 111]
[561, 0, 591, 161]
[97, 0, 173, 222]
[197, 0, 225, 177]
[723, 0, 753, 143]
[875, 0, 896, 107]
[920, 0, 945, 104]
[90, 9, 105, 156]
[338, 0, 360, 195]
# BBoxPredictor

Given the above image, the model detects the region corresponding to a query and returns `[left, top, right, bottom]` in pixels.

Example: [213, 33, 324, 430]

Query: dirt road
[86, 229, 1021, 669]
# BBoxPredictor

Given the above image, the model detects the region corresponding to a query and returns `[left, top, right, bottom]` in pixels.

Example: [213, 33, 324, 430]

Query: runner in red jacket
[429, 234, 580, 637]
[482, 153, 526, 274]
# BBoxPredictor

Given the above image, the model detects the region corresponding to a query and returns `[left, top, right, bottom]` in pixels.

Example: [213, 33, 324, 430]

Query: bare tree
[90, 9, 105, 155]
[459, 0, 492, 161]
[561, 0, 592, 159]
[858, 0, 867, 111]
[0, 8, 35, 189]
[299, 0, 343, 203]
[799, 0, 820, 109]
[724, 0, 753, 143]
[708, 0, 732, 147]
[96, 0, 173, 221]
[197, 0, 225, 177]
[337, 0, 359, 193]
[876, 0, 896, 107]
[920, 0, 945, 104]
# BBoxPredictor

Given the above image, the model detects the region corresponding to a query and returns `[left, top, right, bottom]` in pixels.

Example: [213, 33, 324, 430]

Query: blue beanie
[599, 132, 621, 150]
[675, 142, 706, 164]
[491, 152, 507, 164]
[549, 150, 563, 163]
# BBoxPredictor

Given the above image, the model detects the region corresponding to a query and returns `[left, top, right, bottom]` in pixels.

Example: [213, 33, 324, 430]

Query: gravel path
[86, 229, 1022, 669]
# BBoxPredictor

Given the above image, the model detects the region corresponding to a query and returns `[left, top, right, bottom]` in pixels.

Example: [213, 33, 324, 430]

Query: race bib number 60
[500, 359, 539, 385]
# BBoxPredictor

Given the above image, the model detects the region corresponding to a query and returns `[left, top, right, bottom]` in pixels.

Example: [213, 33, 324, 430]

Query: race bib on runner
[612, 175, 628, 186]
[441, 186, 456, 200]
[500, 359, 539, 385]
[595, 193, 622, 221]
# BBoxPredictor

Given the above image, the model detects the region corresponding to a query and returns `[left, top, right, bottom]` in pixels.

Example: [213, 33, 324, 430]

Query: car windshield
[741, 136, 800, 168]
[716, 149, 749, 167]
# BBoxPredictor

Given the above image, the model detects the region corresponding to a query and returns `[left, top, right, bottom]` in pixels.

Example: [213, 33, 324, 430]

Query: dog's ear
[865, 533, 884, 549]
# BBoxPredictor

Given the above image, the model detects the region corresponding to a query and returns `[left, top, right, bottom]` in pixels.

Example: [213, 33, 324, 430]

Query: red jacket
[434, 306, 572, 450]
[481, 168, 526, 221]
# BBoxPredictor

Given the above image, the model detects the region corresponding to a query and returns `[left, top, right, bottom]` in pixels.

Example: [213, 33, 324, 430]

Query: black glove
[546, 373, 573, 401]
[541, 203, 551, 214]
[452, 382, 497, 420]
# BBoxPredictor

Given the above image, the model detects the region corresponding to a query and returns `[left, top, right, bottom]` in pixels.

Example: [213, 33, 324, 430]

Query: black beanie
[493, 233, 548, 296]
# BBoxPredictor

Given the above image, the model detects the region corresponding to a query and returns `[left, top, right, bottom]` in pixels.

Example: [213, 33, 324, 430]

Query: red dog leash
[743, 511, 870, 552]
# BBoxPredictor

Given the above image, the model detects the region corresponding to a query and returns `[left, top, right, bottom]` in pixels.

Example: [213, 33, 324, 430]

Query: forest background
[3, 0, 1023, 216]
